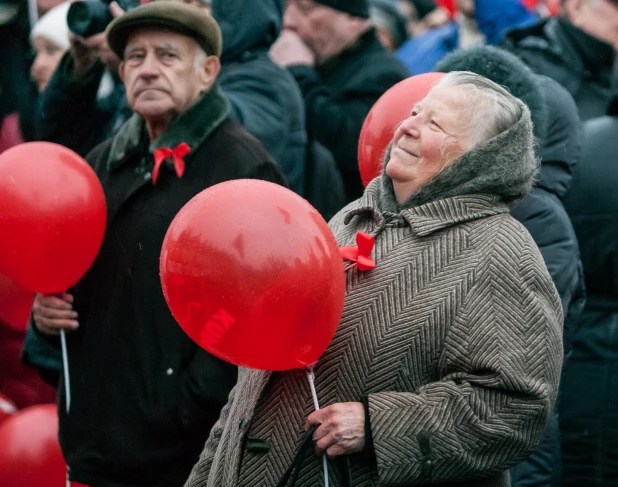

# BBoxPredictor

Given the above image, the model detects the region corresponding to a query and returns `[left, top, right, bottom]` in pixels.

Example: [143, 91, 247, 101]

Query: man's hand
[32, 293, 79, 336]
[70, 1, 124, 76]
[269, 30, 315, 67]
[305, 402, 365, 457]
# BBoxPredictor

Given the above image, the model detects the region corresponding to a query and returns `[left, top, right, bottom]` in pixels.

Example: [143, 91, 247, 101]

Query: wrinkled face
[386, 85, 472, 202]
[567, 0, 618, 50]
[283, 0, 357, 62]
[30, 37, 65, 92]
[120, 28, 214, 121]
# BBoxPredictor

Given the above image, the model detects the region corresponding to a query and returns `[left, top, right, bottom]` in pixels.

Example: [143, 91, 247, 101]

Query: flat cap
[106, 1, 222, 59]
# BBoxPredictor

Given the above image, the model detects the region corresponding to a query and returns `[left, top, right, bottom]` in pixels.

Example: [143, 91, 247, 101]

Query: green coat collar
[107, 83, 231, 171]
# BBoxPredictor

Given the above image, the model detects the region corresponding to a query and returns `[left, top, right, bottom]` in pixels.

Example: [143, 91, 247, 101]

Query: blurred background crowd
[2, 0, 618, 486]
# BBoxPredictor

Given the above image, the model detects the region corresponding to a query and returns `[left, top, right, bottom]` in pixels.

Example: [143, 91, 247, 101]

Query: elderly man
[503, 0, 618, 121]
[23, 3, 286, 487]
[270, 0, 409, 202]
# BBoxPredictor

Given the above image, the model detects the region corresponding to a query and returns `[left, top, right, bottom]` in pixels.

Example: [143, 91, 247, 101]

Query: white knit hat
[31, 1, 71, 51]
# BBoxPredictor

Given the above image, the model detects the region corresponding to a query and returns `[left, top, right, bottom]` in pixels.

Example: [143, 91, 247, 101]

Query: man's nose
[137, 53, 160, 78]
[283, 4, 299, 30]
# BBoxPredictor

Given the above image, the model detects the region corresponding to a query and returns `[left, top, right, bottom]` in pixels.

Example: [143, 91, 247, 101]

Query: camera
[67, 0, 139, 38]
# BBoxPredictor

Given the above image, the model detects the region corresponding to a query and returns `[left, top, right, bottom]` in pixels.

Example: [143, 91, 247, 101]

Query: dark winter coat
[213, 0, 307, 195]
[24, 85, 286, 487]
[289, 28, 408, 202]
[35, 53, 131, 157]
[436, 47, 585, 487]
[502, 16, 616, 121]
[184, 100, 563, 487]
[559, 105, 618, 486]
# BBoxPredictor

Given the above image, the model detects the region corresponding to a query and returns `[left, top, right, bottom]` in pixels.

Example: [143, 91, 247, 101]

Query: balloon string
[60, 330, 71, 414]
[306, 365, 329, 487]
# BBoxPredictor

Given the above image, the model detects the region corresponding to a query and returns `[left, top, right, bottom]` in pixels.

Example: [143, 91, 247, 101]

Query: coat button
[144, 172, 152, 181]
[166, 368, 173, 376]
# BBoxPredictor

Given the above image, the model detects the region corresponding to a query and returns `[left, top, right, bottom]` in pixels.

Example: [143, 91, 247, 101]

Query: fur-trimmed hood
[380, 101, 538, 212]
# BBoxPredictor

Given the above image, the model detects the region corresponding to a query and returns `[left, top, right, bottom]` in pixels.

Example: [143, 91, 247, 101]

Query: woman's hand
[305, 402, 365, 457]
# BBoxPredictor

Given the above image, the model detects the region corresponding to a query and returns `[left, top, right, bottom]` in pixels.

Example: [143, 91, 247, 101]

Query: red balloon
[0, 404, 67, 487]
[160, 180, 346, 371]
[0, 393, 17, 426]
[0, 142, 107, 294]
[435, 0, 457, 16]
[358, 73, 446, 187]
[0, 271, 34, 331]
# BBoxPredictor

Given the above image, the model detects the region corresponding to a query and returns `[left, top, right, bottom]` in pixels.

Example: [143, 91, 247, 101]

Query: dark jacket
[502, 16, 616, 121]
[213, 0, 307, 195]
[289, 28, 408, 202]
[558, 102, 618, 487]
[562, 108, 618, 359]
[24, 86, 286, 487]
[510, 75, 585, 359]
[35, 54, 131, 157]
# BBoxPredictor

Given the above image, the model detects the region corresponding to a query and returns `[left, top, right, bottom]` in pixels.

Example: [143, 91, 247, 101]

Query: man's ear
[118, 61, 126, 83]
[200, 55, 221, 91]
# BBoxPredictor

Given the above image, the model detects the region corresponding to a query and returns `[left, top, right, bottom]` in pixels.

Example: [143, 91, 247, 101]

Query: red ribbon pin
[152, 142, 191, 185]
[340, 231, 375, 271]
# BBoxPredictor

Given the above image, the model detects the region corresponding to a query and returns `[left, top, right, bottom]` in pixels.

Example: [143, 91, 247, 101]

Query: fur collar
[107, 83, 231, 171]
[379, 103, 538, 212]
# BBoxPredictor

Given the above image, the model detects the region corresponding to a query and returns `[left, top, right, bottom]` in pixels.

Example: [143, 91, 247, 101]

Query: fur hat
[106, 1, 222, 58]
[30, 1, 71, 51]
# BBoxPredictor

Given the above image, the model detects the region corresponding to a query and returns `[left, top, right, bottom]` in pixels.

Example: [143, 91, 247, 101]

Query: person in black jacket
[24, 4, 286, 487]
[502, 0, 618, 121]
[35, 0, 309, 197]
[270, 0, 409, 202]
[559, 97, 618, 487]
[212, 0, 308, 196]
[436, 46, 586, 487]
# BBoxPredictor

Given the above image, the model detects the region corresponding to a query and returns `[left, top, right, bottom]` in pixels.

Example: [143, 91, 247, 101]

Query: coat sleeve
[184, 384, 238, 487]
[288, 65, 404, 180]
[35, 52, 106, 157]
[366, 224, 563, 486]
[220, 62, 307, 194]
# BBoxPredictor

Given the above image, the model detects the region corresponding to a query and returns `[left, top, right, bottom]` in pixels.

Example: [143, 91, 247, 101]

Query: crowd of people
[1, 0, 618, 486]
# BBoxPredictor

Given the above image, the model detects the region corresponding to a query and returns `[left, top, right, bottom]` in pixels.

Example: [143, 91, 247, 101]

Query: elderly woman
[185, 71, 563, 487]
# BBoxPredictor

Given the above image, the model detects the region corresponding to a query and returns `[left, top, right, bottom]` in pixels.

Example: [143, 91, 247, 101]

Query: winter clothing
[23, 85, 287, 487]
[397, 0, 537, 74]
[502, 16, 616, 121]
[313, 0, 370, 18]
[185, 99, 563, 487]
[30, 1, 70, 51]
[559, 105, 618, 486]
[36, 0, 308, 196]
[370, 0, 409, 49]
[289, 27, 408, 202]
[410, 0, 436, 19]
[35, 52, 132, 157]
[106, 2, 223, 58]
[214, 0, 308, 196]
[436, 47, 584, 487]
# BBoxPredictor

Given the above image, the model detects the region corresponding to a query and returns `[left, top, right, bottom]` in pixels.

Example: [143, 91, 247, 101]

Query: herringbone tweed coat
[185, 104, 563, 487]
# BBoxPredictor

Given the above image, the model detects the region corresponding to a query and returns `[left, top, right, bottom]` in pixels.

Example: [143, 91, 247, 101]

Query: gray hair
[434, 71, 524, 149]
[193, 45, 207, 75]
